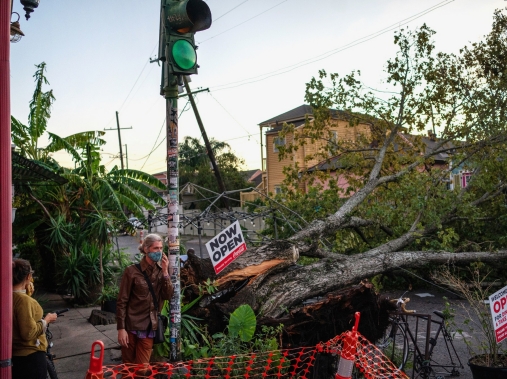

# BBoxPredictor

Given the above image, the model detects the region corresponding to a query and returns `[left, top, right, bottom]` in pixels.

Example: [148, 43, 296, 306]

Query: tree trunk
[183, 246, 507, 347]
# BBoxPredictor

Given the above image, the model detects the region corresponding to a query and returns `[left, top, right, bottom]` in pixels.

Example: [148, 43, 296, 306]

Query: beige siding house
[259, 105, 370, 194]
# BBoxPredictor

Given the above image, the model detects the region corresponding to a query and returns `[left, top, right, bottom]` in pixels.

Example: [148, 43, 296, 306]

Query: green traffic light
[172, 40, 197, 70]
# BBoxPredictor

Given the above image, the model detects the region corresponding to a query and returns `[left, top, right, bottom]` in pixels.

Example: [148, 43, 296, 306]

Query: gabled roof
[242, 169, 263, 187]
[307, 134, 452, 173]
[259, 105, 349, 136]
[259, 105, 314, 126]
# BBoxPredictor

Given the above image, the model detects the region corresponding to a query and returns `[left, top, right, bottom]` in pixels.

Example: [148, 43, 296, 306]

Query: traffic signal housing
[165, 0, 212, 76]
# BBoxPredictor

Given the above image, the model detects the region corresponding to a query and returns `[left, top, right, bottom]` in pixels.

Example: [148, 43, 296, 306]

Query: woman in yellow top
[12, 258, 57, 379]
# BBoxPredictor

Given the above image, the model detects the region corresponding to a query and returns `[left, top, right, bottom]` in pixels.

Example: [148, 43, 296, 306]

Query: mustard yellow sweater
[12, 292, 47, 356]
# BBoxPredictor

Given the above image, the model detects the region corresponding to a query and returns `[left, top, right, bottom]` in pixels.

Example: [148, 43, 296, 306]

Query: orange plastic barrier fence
[96, 331, 408, 379]
[86, 340, 104, 379]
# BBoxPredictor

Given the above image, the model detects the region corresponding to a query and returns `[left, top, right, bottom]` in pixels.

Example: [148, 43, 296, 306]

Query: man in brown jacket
[116, 233, 174, 363]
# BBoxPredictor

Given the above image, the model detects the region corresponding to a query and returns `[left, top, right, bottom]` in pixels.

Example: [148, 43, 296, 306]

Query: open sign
[489, 285, 507, 343]
[205, 221, 247, 274]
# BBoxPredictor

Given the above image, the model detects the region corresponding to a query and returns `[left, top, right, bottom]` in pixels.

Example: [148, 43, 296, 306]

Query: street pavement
[381, 288, 475, 379]
[40, 233, 479, 378]
[44, 233, 210, 379]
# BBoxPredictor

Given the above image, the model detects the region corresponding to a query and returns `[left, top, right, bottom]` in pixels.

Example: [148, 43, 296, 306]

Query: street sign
[489, 284, 507, 343]
[205, 220, 247, 274]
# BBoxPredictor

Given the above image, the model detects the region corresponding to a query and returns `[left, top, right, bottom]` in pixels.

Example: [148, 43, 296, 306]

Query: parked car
[128, 217, 143, 229]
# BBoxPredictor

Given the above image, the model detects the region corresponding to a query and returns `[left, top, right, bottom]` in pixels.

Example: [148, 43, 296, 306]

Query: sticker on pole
[205, 220, 247, 274]
[489, 284, 507, 343]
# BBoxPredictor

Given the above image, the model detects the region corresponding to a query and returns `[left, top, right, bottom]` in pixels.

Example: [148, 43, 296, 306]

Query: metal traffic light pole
[159, 0, 211, 362]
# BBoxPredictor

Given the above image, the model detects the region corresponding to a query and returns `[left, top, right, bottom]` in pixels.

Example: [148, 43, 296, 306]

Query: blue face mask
[148, 251, 162, 262]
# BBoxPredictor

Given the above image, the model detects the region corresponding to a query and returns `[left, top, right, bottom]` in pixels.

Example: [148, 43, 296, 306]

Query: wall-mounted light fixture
[10, 0, 41, 43]
[10, 12, 24, 43]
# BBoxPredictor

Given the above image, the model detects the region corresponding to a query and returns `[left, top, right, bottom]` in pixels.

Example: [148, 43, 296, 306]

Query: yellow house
[259, 105, 370, 194]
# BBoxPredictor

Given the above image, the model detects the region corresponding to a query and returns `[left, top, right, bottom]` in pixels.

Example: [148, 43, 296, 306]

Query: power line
[138, 100, 191, 169]
[102, 44, 158, 130]
[210, 0, 455, 92]
[117, 44, 158, 112]
[197, 0, 289, 44]
[141, 132, 260, 173]
[213, 0, 249, 23]
[209, 92, 259, 144]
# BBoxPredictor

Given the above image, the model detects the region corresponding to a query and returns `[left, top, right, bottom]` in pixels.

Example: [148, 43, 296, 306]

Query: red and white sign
[489, 285, 507, 343]
[205, 221, 247, 274]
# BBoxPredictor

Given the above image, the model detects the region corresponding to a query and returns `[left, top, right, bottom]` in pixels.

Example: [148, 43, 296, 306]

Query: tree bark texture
[183, 245, 507, 347]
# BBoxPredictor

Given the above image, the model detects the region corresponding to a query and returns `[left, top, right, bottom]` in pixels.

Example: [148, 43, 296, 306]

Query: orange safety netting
[97, 331, 408, 379]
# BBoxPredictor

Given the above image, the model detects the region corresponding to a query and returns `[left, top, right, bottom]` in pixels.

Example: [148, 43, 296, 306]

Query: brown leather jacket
[116, 257, 174, 331]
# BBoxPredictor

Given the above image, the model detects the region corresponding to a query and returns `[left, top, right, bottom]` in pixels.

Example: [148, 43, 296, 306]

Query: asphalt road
[382, 288, 477, 379]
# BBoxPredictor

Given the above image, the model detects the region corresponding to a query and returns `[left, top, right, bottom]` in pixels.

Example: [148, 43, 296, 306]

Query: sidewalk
[41, 291, 120, 379]
[39, 234, 212, 379]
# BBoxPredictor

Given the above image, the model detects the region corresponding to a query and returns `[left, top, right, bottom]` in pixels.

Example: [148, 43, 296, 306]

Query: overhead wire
[197, 0, 289, 44]
[209, 92, 259, 144]
[141, 131, 259, 173]
[138, 100, 191, 170]
[213, 0, 249, 23]
[210, 0, 455, 92]
[102, 44, 159, 130]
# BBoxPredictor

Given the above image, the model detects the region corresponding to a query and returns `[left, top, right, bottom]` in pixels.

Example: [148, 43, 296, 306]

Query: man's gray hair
[138, 233, 163, 253]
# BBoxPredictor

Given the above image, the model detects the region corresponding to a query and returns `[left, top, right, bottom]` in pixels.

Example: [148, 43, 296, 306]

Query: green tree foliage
[264, 9, 507, 259]
[11, 63, 167, 294]
[179, 136, 252, 209]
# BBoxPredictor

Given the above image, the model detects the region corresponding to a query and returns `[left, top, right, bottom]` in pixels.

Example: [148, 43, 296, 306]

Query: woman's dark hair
[13, 258, 31, 285]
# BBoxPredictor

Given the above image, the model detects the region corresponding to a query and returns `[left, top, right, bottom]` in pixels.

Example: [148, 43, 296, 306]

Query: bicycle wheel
[47, 358, 58, 379]
[377, 320, 409, 370]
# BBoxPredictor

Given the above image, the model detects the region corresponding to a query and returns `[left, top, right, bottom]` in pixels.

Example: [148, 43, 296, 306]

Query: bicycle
[46, 308, 69, 379]
[377, 292, 464, 379]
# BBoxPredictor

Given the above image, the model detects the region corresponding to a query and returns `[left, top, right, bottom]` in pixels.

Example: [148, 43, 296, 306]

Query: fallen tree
[182, 10, 507, 348]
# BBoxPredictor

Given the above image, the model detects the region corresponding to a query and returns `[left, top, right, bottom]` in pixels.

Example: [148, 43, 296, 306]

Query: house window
[273, 137, 285, 153]
[328, 130, 338, 155]
[274, 186, 282, 195]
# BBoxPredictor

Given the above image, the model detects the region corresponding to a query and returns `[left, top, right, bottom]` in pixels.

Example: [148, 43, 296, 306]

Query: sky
[9, 0, 506, 175]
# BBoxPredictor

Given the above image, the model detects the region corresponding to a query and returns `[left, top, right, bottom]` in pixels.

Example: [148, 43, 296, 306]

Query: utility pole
[104, 111, 132, 170]
[158, 0, 211, 362]
[115, 111, 124, 170]
[183, 76, 229, 209]
[124, 144, 128, 170]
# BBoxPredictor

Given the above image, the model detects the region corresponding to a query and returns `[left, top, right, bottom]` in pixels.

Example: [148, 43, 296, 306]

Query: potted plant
[98, 283, 119, 314]
[434, 266, 507, 379]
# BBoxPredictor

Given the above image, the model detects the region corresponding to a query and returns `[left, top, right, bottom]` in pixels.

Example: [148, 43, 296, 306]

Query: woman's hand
[118, 329, 129, 348]
[44, 313, 57, 324]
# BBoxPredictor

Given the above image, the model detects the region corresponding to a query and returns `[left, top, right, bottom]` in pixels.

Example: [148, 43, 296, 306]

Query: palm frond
[48, 130, 106, 151]
[108, 169, 167, 190]
[120, 177, 166, 207]
[94, 179, 126, 215]
[112, 182, 156, 211]
[10, 116, 30, 154]
[28, 62, 54, 147]
[45, 132, 82, 162]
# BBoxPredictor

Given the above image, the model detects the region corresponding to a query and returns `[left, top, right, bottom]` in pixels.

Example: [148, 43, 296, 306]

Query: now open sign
[489, 284, 507, 343]
[205, 221, 247, 274]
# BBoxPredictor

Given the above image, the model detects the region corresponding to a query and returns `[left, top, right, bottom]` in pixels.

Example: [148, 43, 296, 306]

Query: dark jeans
[12, 351, 47, 379]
